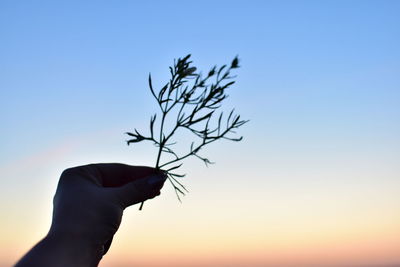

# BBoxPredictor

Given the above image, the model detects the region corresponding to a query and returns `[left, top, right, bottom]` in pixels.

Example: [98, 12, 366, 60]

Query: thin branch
[126, 54, 247, 203]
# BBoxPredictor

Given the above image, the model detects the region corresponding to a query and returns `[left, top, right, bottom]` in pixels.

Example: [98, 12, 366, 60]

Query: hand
[15, 163, 167, 267]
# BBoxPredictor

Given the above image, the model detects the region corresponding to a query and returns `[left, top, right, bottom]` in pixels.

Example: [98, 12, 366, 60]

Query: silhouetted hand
[15, 163, 167, 267]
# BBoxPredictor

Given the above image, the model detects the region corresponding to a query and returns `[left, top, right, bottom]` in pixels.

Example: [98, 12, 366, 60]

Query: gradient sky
[1, 1, 400, 266]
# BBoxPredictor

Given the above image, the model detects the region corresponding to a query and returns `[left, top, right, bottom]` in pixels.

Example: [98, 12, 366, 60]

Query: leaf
[174, 186, 185, 196]
[223, 81, 235, 88]
[167, 163, 183, 172]
[218, 65, 226, 76]
[208, 66, 216, 77]
[169, 172, 186, 178]
[126, 132, 137, 137]
[127, 138, 142, 145]
[227, 109, 235, 125]
[158, 84, 168, 101]
[218, 112, 223, 128]
[150, 114, 156, 138]
[190, 111, 214, 124]
[231, 56, 239, 68]
[160, 98, 173, 103]
[168, 174, 189, 192]
[148, 74, 157, 100]
[182, 54, 191, 62]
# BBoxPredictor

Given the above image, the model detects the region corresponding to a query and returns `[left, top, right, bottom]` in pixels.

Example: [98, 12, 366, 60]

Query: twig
[126, 55, 248, 206]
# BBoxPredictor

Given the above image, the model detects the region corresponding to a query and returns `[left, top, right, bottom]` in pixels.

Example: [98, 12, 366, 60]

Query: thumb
[110, 173, 167, 208]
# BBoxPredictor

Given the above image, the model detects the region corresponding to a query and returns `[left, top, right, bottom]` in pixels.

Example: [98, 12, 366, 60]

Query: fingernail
[147, 174, 166, 185]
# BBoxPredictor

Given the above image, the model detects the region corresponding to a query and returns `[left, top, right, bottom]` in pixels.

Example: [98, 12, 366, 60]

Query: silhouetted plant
[126, 54, 248, 209]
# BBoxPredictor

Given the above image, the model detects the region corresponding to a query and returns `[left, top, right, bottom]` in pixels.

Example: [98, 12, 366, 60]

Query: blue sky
[1, 1, 399, 163]
[1, 1, 400, 266]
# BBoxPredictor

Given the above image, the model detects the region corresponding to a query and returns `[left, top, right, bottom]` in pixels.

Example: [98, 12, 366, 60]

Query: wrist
[45, 231, 104, 267]
[15, 232, 103, 267]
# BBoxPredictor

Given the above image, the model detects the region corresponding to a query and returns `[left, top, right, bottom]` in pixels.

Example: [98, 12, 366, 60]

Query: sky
[1, 1, 400, 266]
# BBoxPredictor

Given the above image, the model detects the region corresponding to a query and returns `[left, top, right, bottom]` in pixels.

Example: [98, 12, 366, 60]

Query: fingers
[60, 163, 167, 208]
[110, 173, 167, 208]
[87, 163, 164, 187]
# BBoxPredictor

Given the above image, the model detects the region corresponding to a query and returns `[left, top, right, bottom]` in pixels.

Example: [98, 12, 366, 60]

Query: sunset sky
[1, 1, 400, 266]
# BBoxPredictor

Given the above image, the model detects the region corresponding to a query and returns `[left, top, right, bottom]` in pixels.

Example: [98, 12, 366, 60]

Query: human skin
[15, 163, 167, 267]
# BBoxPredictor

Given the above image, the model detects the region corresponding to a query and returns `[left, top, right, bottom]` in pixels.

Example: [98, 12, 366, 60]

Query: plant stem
[126, 55, 247, 206]
[155, 111, 166, 168]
